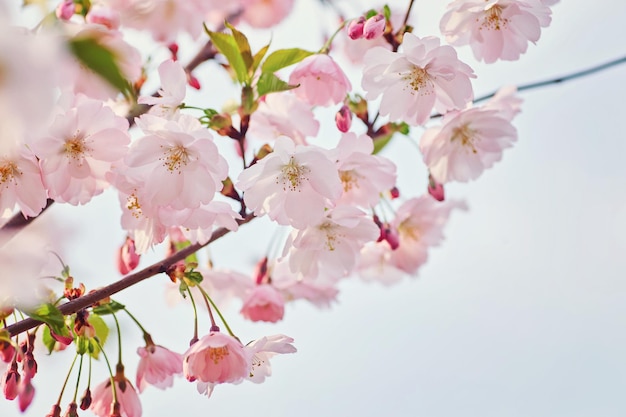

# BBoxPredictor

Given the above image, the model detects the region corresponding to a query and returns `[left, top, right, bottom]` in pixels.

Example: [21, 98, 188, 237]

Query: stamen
[277, 156, 310, 191]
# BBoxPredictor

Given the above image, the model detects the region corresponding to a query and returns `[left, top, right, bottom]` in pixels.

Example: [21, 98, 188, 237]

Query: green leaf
[68, 37, 132, 98]
[257, 72, 299, 97]
[373, 132, 394, 155]
[92, 300, 126, 316]
[42, 326, 56, 355]
[185, 270, 204, 285]
[204, 25, 249, 84]
[365, 9, 378, 19]
[87, 314, 109, 359]
[383, 5, 392, 21]
[24, 303, 67, 337]
[261, 48, 314, 74]
[225, 22, 253, 74]
[252, 44, 270, 75]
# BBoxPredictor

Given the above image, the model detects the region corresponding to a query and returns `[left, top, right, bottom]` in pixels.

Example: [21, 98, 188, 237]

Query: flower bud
[64, 401, 79, 417]
[45, 404, 62, 417]
[335, 105, 352, 133]
[0, 340, 15, 363]
[79, 388, 92, 410]
[187, 74, 201, 90]
[3, 362, 19, 400]
[22, 352, 37, 379]
[427, 175, 445, 201]
[347, 17, 366, 39]
[389, 186, 400, 199]
[18, 378, 35, 412]
[363, 14, 386, 40]
[55, 0, 75, 21]
[117, 237, 140, 275]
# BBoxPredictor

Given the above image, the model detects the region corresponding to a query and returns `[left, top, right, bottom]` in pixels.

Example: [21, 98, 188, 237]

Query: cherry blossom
[248, 93, 319, 145]
[136, 344, 183, 392]
[289, 54, 352, 107]
[0, 144, 47, 218]
[90, 372, 142, 417]
[237, 136, 342, 229]
[245, 334, 296, 383]
[138, 59, 187, 118]
[419, 106, 518, 183]
[240, 284, 285, 323]
[332, 133, 397, 207]
[183, 331, 249, 397]
[240, 0, 295, 28]
[362, 33, 475, 125]
[117, 237, 140, 275]
[33, 94, 130, 205]
[440, 0, 554, 63]
[285, 206, 379, 279]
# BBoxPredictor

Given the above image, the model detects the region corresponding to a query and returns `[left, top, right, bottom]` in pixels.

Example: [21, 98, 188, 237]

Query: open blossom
[420, 106, 518, 183]
[124, 114, 228, 210]
[0, 144, 47, 218]
[285, 206, 379, 279]
[240, 0, 295, 28]
[184, 331, 249, 398]
[237, 136, 342, 229]
[248, 93, 319, 145]
[245, 335, 296, 383]
[332, 133, 397, 207]
[440, 0, 554, 63]
[138, 59, 186, 118]
[33, 94, 130, 205]
[362, 33, 475, 126]
[240, 284, 285, 323]
[136, 344, 183, 392]
[289, 54, 352, 107]
[90, 371, 142, 417]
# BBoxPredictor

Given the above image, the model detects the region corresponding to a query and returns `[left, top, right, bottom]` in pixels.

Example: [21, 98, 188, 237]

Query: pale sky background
[3, 0, 626, 416]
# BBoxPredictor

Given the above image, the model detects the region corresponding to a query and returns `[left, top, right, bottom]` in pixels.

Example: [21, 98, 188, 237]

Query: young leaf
[92, 300, 126, 316]
[87, 314, 109, 359]
[373, 132, 394, 155]
[204, 25, 249, 84]
[257, 72, 298, 97]
[252, 44, 270, 75]
[42, 326, 56, 355]
[24, 303, 67, 337]
[68, 37, 133, 98]
[261, 48, 314, 74]
[225, 22, 253, 73]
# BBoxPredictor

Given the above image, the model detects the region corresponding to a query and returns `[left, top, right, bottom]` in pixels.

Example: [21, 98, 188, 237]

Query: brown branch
[0, 199, 55, 245]
[4, 213, 255, 337]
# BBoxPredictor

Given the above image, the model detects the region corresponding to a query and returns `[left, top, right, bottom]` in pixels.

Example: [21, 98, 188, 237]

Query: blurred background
[3, 0, 626, 416]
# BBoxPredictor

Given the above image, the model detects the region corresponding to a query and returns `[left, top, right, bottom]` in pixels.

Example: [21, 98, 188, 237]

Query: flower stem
[197, 286, 237, 339]
[72, 354, 84, 403]
[94, 338, 118, 403]
[56, 353, 79, 405]
[187, 288, 199, 343]
[123, 308, 150, 338]
[110, 312, 123, 367]
[319, 21, 347, 54]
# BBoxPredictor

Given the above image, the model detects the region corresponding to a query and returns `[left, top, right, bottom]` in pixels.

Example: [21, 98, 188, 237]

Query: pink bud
[18, 378, 35, 412]
[79, 388, 92, 410]
[50, 327, 74, 346]
[117, 237, 140, 275]
[45, 404, 62, 417]
[347, 17, 366, 39]
[168, 43, 179, 61]
[363, 14, 386, 40]
[389, 186, 400, 199]
[188, 74, 201, 90]
[3, 363, 19, 400]
[0, 341, 15, 363]
[64, 402, 79, 417]
[427, 175, 445, 201]
[55, 0, 75, 21]
[86, 5, 120, 30]
[335, 105, 352, 132]
[380, 225, 400, 250]
[22, 352, 37, 379]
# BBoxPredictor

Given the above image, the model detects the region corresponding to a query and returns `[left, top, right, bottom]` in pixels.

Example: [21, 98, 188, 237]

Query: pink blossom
[285, 206, 379, 279]
[420, 106, 517, 183]
[363, 14, 386, 40]
[18, 377, 35, 412]
[389, 196, 465, 274]
[33, 94, 130, 205]
[357, 242, 406, 286]
[136, 344, 183, 392]
[428, 175, 445, 201]
[86, 4, 121, 30]
[124, 114, 228, 210]
[484, 85, 523, 121]
[240, 285, 285, 323]
[183, 331, 249, 397]
[90, 372, 142, 417]
[362, 33, 475, 126]
[347, 17, 366, 39]
[117, 236, 140, 275]
[289, 54, 352, 107]
[56, 0, 75, 20]
[271, 258, 339, 308]
[2, 362, 19, 400]
[0, 144, 47, 218]
[331, 133, 397, 207]
[240, 0, 295, 28]
[440, 0, 554, 63]
[248, 93, 319, 145]
[237, 136, 342, 229]
[245, 334, 296, 383]
[138, 59, 187, 118]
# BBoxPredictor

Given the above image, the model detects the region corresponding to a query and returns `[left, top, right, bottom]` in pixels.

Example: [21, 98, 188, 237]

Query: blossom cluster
[0, 0, 559, 415]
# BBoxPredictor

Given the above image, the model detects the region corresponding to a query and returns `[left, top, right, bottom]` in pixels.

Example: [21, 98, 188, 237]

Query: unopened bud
[389, 186, 400, 199]
[3, 362, 20, 400]
[379, 224, 400, 250]
[79, 388, 92, 410]
[18, 378, 35, 412]
[168, 43, 179, 61]
[64, 402, 79, 417]
[427, 174, 445, 201]
[46, 404, 62, 417]
[335, 105, 352, 133]
[55, 0, 75, 21]
[117, 237, 140, 275]
[22, 353, 37, 379]
[347, 17, 366, 39]
[0, 340, 15, 363]
[363, 14, 386, 40]
[187, 74, 201, 90]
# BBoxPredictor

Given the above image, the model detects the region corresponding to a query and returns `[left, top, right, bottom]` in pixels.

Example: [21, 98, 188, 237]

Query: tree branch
[4, 213, 255, 337]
